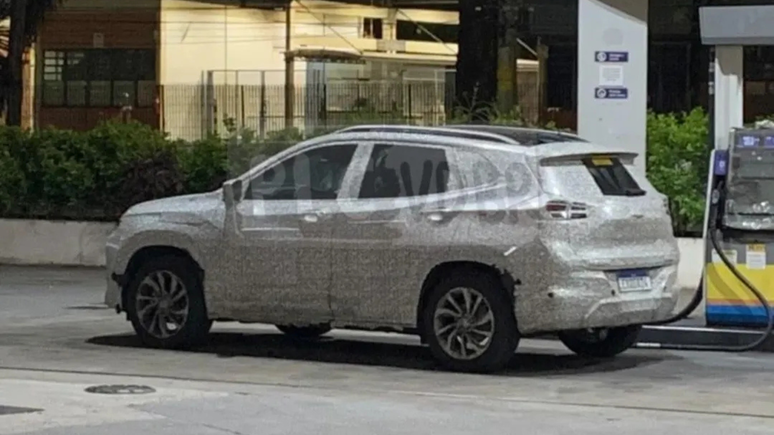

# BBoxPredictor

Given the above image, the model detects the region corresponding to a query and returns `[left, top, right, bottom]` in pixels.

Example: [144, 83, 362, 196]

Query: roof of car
[444, 124, 588, 145]
[335, 124, 586, 146]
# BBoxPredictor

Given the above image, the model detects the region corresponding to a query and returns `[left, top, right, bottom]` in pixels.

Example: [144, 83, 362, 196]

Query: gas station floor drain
[0, 405, 42, 416]
[85, 385, 156, 395]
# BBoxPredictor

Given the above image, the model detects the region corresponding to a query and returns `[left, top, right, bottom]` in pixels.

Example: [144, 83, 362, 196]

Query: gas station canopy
[699, 5, 774, 46]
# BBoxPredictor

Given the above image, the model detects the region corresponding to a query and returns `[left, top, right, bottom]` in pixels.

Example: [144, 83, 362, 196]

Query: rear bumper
[515, 263, 679, 334]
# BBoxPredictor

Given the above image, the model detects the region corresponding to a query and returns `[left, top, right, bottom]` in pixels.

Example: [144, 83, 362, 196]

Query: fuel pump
[648, 128, 774, 351]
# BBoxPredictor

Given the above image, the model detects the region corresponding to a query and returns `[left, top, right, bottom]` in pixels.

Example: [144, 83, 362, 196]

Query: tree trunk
[455, 0, 499, 122]
[6, 0, 28, 127]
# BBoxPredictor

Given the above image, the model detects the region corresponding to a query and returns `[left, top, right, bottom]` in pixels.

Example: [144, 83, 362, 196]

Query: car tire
[125, 255, 212, 350]
[422, 270, 520, 373]
[557, 325, 642, 358]
[276, 324, 331, 339]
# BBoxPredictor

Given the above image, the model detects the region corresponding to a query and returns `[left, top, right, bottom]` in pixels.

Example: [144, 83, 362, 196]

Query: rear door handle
[302, 211, 325, 223]
[421, 208, 452, 223]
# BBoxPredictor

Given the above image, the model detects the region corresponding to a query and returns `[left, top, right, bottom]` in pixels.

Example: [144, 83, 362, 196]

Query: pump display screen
[736, 134, 761, 148]
[725, 129, 774, 227]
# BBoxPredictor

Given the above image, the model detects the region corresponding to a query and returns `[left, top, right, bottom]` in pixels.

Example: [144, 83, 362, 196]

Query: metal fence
[161, 81, 455, 142]
[160, 80, 542, 141]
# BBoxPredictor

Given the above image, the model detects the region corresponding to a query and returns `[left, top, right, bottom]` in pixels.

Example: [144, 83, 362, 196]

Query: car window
[245, 144, 357, 201]
[455, 149, 502, 188]
[358, 143, 450, 199]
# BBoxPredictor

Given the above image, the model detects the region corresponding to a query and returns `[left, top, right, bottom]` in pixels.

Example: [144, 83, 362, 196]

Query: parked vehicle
[104, 125, 680, 373]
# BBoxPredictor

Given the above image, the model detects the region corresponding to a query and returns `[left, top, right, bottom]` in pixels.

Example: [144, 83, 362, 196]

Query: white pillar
[713, 46, 744, 151]
[577, 0, 648, 175]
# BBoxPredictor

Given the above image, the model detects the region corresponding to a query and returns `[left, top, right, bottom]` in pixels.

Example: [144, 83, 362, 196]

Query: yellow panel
[706, 262, 774, 305]
[591, 157, 613, 166]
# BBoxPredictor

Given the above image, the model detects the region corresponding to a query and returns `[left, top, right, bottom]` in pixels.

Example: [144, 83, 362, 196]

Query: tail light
[545, 200, 588, 220]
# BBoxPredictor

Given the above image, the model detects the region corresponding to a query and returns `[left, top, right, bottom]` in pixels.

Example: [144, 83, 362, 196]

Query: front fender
[111, 228, 209, 277]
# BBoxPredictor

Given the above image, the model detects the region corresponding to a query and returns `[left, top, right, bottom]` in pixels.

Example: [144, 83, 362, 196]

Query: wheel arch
[119, 245, 204, 311]
[415, 261, 518, 341]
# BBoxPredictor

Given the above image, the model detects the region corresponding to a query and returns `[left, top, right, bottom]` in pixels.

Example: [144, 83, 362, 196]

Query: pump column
[577, 0, 648, 176]
[712, 47, 744, 151]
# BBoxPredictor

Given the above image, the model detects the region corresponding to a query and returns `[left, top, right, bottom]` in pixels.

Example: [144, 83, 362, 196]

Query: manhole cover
[0, 405, 41, 416]
[85, 385, 156, 395]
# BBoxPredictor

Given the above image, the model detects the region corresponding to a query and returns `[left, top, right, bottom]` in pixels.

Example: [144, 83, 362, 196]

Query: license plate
[616, 270, 652, 292]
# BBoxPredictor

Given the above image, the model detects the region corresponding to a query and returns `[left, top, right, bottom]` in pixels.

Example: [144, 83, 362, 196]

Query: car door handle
[302, 211, 325, 223]
[420, 208, 452, 223]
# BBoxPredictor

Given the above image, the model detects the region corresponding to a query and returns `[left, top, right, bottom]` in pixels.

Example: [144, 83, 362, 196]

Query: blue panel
[595, 51, 629, 63]
[706, 305, 773, 327]
[616, 269, 648, 278]
[713, 150, 728, 176]
[595, 87, 628, 99]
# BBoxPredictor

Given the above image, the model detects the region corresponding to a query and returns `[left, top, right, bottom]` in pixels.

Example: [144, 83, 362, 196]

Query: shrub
[0, 111, 715, 235]
[646, 107, 710, 236]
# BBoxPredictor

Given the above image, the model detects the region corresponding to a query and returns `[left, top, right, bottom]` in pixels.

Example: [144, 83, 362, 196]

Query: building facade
[35, 0, 160, 131]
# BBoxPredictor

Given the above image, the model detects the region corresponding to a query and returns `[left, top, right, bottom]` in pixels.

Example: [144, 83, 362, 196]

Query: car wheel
[557, 325, 642, 358]
[422, 270, 520, 373]
[125, 255, 212, 350]
[276, 324, 332, 339]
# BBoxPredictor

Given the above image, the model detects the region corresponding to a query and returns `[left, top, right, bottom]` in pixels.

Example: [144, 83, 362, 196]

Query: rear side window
[358, 143, 450, 199]
[455, 149, 502, 188]
[581, 156, 645, 197]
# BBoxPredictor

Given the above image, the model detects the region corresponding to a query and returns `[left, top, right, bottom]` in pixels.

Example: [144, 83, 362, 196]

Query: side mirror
[222, 179, 244, 207]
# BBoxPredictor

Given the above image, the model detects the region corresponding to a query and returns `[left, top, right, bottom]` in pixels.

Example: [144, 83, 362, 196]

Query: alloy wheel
[433, 287, 495, 360]
[135, 270, 190, 339]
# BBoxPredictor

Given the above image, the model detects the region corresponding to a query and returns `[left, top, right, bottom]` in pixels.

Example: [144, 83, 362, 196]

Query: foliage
[0, 109, 716, 237]
[646, 107, 710, 236]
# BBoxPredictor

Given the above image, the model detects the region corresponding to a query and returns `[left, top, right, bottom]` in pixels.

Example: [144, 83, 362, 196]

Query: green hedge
[0, 111, 712, 235]
[646, 107, 710, 236]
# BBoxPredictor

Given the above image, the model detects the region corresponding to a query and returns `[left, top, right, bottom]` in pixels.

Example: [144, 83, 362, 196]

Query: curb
[636, 324, 774, 352]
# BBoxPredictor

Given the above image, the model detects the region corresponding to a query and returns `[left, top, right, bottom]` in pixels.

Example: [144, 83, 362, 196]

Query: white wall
[160, 0, 287, 86]
[159, 0, 366, 87]
[0, 219, 116, 267]
[0, 216, 707, 290]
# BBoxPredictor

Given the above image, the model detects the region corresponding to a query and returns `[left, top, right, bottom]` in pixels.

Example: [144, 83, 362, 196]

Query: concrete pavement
[1, 265, 774, 434]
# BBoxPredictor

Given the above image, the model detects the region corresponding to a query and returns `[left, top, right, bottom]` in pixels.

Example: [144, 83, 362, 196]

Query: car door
[225, 141, 360, 324]
[329, 141, 467, 326]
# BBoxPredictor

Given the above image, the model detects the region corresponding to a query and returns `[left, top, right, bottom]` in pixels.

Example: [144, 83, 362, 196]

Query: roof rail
[334, 125, 520, 145]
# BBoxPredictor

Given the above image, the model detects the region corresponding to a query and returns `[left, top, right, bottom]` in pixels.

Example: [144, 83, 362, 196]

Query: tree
[3, 0, 59, 127]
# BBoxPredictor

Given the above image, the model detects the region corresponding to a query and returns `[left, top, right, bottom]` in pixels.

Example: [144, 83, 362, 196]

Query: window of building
[42, 49, 156, 108]
[362, 18, 383, 39]
[358, 143, 450, 199]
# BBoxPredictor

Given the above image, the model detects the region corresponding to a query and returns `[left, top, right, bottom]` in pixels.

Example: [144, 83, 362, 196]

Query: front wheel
[422, 270, 520, 373]
[125, 255, 212, 350]
[558, 325, 642, 358]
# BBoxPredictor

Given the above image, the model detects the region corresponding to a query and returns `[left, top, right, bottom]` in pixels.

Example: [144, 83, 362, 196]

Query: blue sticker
[595, 51, 629, 63]
[764, 135, 774, 148]
[738, 134, 760, 148]
[714, 150, 728, 176]
[595, 87, 628, 99]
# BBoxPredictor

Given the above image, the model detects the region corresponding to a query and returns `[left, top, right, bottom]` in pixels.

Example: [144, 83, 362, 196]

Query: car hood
[123, 190, 224, 217]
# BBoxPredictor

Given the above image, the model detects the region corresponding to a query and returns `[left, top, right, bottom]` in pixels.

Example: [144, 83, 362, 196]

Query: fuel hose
[643, 181, 774, 352]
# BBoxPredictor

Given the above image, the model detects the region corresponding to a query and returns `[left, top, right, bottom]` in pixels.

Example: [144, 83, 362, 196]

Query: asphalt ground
[1, 265, 773, 435]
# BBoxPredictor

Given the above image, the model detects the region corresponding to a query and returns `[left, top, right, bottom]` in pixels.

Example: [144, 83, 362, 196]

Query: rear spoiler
[538, 151, 638, 166]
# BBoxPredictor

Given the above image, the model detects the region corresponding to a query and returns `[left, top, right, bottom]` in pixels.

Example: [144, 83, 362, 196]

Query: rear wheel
[125, 255, 212, 350]
[422, 270, 520, 373]
[558, 325, 641, 358]
[276, 324, 331, 339]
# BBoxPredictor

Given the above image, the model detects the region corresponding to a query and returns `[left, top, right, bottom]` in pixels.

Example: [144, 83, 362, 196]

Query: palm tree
[2, 0, 59, 126]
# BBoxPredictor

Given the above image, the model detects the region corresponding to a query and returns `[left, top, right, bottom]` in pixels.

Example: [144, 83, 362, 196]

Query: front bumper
[516, 263, 679, 334]
[103, 229, 123, 310]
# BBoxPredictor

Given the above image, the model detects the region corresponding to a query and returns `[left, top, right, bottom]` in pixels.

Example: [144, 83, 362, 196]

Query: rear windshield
[581, 156, 645, 196]
[538, 155, 645, 199]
